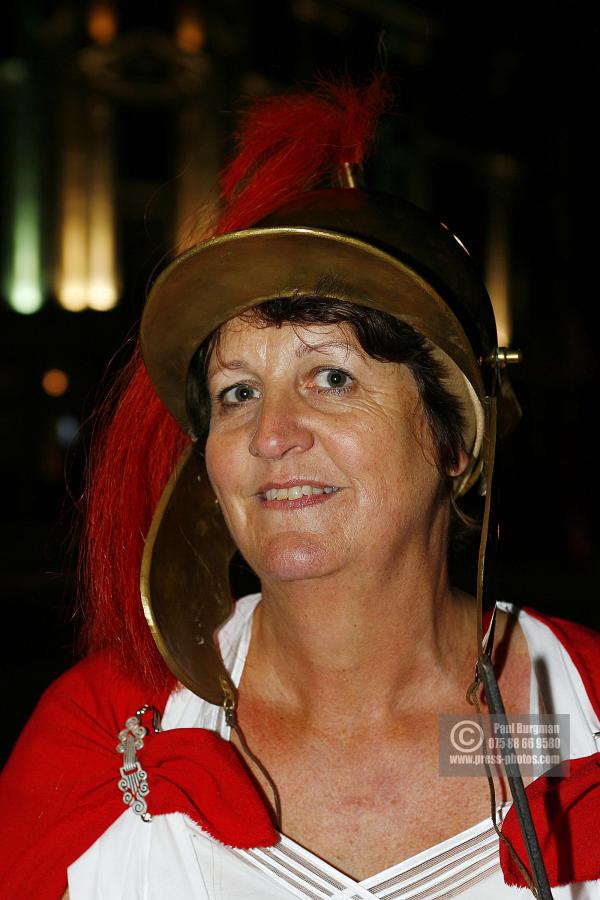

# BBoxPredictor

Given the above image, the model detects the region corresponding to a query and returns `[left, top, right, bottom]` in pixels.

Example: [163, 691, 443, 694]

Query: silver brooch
[116, 705, 162, 822]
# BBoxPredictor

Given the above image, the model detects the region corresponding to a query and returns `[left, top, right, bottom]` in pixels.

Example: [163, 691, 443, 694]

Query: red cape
[0, 653, 277, 899]
[499, 609, 600, 887]
[0, 608, 598, 899]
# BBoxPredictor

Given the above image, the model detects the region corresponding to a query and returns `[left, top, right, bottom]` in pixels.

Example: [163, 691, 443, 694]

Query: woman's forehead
[208, 317, 365, 369]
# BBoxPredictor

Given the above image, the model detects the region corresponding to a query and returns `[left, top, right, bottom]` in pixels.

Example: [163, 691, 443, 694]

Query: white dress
[68, 595, 600, 899]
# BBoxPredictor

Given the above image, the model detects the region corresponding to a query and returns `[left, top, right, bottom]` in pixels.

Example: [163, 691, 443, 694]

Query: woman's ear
[448, 445, 470, 479]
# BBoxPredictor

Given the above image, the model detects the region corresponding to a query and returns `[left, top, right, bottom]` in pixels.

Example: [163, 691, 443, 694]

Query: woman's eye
[313, 368, 353, 391]
[219, 383, 259, 405]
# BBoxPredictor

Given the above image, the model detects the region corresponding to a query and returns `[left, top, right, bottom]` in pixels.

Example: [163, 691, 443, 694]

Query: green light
[9, 196, 43, 314]
[10, 283, 42, 315]
[5, 61, 44, 315]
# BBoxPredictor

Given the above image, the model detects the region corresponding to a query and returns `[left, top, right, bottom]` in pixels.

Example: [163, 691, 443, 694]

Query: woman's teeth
[264, 485, 339, 501]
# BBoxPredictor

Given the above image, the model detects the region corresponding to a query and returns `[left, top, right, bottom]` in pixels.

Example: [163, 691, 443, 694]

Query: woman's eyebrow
[294, 340, 364, 359]
[210, 358, 249, 372]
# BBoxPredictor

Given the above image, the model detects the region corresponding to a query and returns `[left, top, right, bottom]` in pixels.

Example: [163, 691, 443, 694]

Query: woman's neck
[242, 544, 475, 729]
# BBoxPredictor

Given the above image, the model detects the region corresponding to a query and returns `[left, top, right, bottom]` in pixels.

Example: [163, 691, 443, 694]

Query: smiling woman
[194, 308, 467, 588]
[205, 319, 450, 586]
[1, 78, 600, 900]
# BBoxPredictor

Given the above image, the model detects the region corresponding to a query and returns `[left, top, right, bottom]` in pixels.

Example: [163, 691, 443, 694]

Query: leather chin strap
[469, 395, 554, 900]
[476, 396, 498, 661]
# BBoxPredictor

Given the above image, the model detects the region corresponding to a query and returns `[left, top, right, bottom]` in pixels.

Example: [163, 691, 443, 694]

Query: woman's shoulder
[499, 599, 598, 632]
[0, 646, 276, 900]
[5, 652, 171, 767]
[517, 603, 600, 644]
[3, 589, 261, 789]
[492, 602, 600, 694]
[496, 604, 600, 889]
[0, 650, 172, 836]
[497, 601, 600, 663]
[504, 603, 600, 718]
[0, 652, 164, 899]
[38, 650, 169, 720]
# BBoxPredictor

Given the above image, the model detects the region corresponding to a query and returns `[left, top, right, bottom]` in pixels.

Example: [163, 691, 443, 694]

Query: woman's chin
[253, 533, 337, 581]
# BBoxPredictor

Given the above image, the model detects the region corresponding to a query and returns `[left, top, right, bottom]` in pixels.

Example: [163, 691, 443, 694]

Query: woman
[1, 79, 599, 900]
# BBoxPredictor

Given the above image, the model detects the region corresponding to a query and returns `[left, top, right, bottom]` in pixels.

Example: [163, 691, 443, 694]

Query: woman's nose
[248, 392, 314, 459]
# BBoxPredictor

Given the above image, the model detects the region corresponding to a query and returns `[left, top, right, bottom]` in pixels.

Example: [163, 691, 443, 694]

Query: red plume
[79, 349, 188, 692]
[80, 76, 391, 692]
[217, 75, 391, 234]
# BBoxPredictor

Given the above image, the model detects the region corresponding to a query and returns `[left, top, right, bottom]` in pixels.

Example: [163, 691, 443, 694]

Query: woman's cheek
[205, 434, 234, 502]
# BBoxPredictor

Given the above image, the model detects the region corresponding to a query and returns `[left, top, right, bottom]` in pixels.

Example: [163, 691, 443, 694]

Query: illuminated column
[485, 155, 517, 347]
[56, 90, 119, 311]
[56, 0, 119, 312]
[56, 91, 88, 312]
[6, 61, 43, 314]
[87, 96, 118, 310]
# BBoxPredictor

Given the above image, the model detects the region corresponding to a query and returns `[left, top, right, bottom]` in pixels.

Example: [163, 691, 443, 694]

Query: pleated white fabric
[68, 595, 600, 899]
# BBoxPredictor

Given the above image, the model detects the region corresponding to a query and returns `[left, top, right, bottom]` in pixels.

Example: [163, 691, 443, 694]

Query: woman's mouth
[256, 482, 341, 509]
[262, 484, 339, 500]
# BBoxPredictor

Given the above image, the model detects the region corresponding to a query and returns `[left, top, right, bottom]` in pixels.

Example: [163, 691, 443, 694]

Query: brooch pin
[116, 705, 162, 822]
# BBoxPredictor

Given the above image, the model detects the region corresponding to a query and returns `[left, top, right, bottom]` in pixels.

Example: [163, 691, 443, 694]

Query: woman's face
[205, 318, 453, 584]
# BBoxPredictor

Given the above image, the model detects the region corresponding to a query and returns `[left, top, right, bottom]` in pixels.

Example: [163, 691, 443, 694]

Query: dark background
[1, 1, 599, 766]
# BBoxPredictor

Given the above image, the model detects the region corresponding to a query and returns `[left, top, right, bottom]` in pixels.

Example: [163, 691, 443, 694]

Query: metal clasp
[485, 347, 523, 368]
[219, 675, 237, 728]
[116, 705, 162, 822]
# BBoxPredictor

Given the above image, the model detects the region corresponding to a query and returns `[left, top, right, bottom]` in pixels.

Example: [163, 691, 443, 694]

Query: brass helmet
[139, 185, 521, 707]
